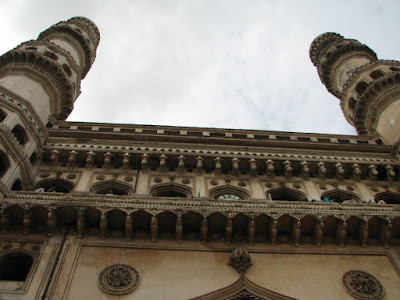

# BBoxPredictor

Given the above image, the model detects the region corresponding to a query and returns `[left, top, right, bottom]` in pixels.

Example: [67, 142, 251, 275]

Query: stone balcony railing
[1, 191, 399, 248]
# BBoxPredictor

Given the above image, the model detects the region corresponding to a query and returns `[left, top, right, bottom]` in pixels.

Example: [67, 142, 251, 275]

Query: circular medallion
[98, 264, 140, 295]
[342, 270, 383, 300]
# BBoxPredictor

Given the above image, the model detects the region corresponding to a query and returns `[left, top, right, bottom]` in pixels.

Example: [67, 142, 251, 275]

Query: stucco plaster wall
[58, 243, 400, 300]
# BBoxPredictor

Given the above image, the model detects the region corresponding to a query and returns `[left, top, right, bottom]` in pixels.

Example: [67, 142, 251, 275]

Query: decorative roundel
[342, 270, 383, 300]
[216, 193, 242, 200]
[98, 264, 140, 295]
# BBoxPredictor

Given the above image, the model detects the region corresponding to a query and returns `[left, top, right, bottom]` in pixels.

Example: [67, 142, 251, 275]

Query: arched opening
[268, 187, 307, 201]
[11, 125, 28, 146]
[322, 190, 360, 203]
[346, 216, 362, 245]
[232, 213, 249, 242]
[85, 208, 101, 235]
[300, 215, 316, 244]
[355, 81, 369, 95]
[0, 109, 6, 122]
[209, 185, 250, 200]
[132, 210, 151, 239]
[0, 251, 33, 281]
[348, 97, 356, 111]
[57, 207, 77, 232]
[107, 209, 125, 237]
[369, 70, 385, 79]
[151, 183, 192, 198]
[255, 214, 271, 243]
[29, 152, 38, 165]
[323, 216, 339, 244]
[375, 191, 400, 204]
[31, 206, 47, 233]
[158, 211, 177, 239]
[0, 150, 10, 178]
[11, 179, 22, 191]
[8, 205, 23, 231]
[90, 180, 132, 196]
[368, 217, 383, 245]
[208, 213, 226, 242]
[182, 212, 201, 240]
[277, 215, 294, 244]
[34, 178, 74, 193]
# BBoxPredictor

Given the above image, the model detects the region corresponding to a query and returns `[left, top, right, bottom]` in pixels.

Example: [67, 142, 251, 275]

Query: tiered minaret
[0, 17, 99, 189]
[310, 33, 400, 145]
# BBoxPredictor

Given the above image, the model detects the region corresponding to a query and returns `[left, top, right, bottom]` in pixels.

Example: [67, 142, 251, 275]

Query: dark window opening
[30, 152, 37, 165]
[11, 179, 22, 191]
[11, 125, 28, 146]
[348, 97, 356, 110]
[0, 109, 6, 122]
[62, 64, 72, 76]
[43, 51, 58, 61]
[0, 151, 10, 178]
[389, 67, 400, 72]
[369, 70, 385, 79]
[0, 252, 33, 281]
[154, 190, 187, 198]
[355, 81, 369, 95]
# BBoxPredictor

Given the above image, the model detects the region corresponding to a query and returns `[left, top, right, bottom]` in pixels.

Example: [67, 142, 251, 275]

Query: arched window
[29, 152, 38, 165]
[0, 251, 33, 281]
[322, 190, 360, 203]
[34, 179, 74, 193]
[11, 125, 28, 146]
[90, 180, 132, 196]
[11, 179, 22, 191]
[369, 70, 385, 80]
[0, 151, 10, 178]
[150, 183, 192, 198]
[375, 192, 400, 204]
[0, 109, 6, 122]
[355, 81, 369, 95]
[215, 193, 243, 200]
[268, 187, 307, 201]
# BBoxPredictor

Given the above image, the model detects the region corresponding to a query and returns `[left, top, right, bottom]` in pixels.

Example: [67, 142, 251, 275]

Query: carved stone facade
[0, 17, 399, 300]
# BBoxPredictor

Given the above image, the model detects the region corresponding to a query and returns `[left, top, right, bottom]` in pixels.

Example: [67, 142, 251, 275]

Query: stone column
[125, 214, 133, 241]
[201, 217, 208, 243]
[314, 220, 324, 247]
[0, 209, 8, 234]
[225, 218, 232, 245]
[336, 220, 347, 248]
[77, 208, 85, 239]
[175, 215, 183, 243]
[293, 219, 301, 247]
[47, 208, 56, 237]
[151, 215, 158, 242]
[99, 212, 107, 240]
[359, 220, 368, 248]
[23, 209, 31, 236]
[380, 221, 392, 249]
[270, 219, 278, 246]
[248, 219, 255, 245]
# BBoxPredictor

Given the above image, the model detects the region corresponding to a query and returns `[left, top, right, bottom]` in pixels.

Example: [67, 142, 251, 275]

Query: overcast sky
[1, 0, 399, 135]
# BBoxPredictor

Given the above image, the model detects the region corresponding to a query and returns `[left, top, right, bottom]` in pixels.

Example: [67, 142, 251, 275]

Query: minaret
[310, 33, 400, 145]
[0, 17, 99, 189]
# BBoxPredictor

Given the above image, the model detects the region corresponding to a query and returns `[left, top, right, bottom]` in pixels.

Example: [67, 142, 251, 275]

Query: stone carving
[98, 264, 140, 295]
[229, 247, 251, 275]
[342, 270, 383, 300]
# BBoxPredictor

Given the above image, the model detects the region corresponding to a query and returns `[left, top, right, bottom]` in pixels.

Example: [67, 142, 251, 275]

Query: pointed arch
[268, 187, 307, 201]
[34, 178, 74, 193]
[0, 250, 33, 281]
[90, 179, 133, 195]
[374, 191, 400, 204]
[150, 182, 193, 198]
[189, 275, 296, 300]
[208, 185, 250, 200]
[321, 189, 361, 203]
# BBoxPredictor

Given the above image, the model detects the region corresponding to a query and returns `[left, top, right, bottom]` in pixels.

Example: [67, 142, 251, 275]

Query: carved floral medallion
[98, 264, 140, 295]
[342, 270, 383, 300]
